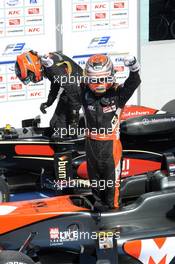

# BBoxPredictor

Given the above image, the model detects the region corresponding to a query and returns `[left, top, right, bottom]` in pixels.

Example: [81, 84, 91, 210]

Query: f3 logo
[88, 36, 110, 48]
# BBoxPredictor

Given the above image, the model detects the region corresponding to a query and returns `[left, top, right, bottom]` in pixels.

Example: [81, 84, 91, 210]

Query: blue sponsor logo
[30, 0, 37, 3]
[115, 57, 124, 63]
[3, 43, 26, 56]
[78, 60, 86, 66]
[88, 36, 114, 49]
[6, 0, 19, 6]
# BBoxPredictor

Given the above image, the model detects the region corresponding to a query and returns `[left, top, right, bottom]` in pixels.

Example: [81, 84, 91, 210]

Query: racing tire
[0, 177, 9, 203]
[0, 250, 35, 264]
[161, 99, 175, 113]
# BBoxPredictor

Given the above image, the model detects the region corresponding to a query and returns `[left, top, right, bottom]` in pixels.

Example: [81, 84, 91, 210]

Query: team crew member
[15, 50, 83, 135]
[81, 54, 141, 211]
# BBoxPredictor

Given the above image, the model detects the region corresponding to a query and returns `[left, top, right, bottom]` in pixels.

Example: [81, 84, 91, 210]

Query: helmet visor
[89, 82, 112, 94]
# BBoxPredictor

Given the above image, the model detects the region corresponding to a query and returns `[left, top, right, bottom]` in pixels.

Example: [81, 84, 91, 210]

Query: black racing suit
[81, 71, 141, 209]
[43, 52, 83, 133]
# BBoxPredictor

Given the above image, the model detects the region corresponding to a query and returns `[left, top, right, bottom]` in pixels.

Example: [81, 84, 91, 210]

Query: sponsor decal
[111, 11, 128, 17]
[114, 2, 125, 9]
[93, 3, 108, 10]
[73, 22, 89, 31]
[95, 12, 106, 19]
[26, 18, 43, 23]
[92, 22, 109, 29]
[28, 91, 43, 98]
[76, 4, 87, 11]
[2, 42, 25, 55]
[103, 105, 116, 113]
[73, 14, 90, 20]
[8, 92, 26, 101]
[30, 0, 38, 3]
[50, 228, 60, 241]
[124, 237, 175, 264]
[10, 76, 18, 81]
[27, 27, 41, 33]
[28, 8, 40, 14]
[6, 29, 24, 36]
[8, 10, 21, 16]
[121, 108, 156, 120]
[58, 155, 69, 180]
[77, 59, 86, 66]
[121, 159, 161, 178]
[115, 66, 125, 72]
[9, 19, 20, 25]
[88, 36, 114, 49]
[49, 226, 78, 246]
[115, 57, 125, 63]
[55, 155, 69, 180]
[6, 0, 19, 6]
[142, 116, 175, 126]
[121, 159, 130, 176]
[11, 83, 22, 90]
[111, 20, 128, 28]
[54, 153, 72, 181]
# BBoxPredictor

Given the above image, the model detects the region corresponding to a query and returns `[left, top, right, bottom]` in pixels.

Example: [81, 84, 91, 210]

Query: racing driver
[15, 50, 83, 136]
[81, 54, 141, 211]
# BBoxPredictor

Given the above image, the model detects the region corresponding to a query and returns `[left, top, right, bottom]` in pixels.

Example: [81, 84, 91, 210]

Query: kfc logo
[8, 10, 20, 15]
[30, 91, 42, 97]
[28, 27, 40, 33]
[94, 4, 107, 9]
[10, 76, 18, 81]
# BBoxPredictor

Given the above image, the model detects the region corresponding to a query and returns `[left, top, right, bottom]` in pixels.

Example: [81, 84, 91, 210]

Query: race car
[0, 103, 175, 202]
[0, 153, 175, 264]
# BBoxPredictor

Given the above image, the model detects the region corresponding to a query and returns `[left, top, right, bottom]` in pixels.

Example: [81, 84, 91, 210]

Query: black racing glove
[69, 109, 80, 127]
[40, 102, 48, 114]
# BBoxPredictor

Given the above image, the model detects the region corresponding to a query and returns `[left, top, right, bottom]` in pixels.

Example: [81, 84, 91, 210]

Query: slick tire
[0, 250, 35, 264]
[161, 99, 175, 113]
[0, 177, 9, 203]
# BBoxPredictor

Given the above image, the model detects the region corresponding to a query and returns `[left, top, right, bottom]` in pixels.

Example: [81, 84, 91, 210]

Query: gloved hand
[40, 102, 48, 114]
[124, 56, 140, 72]
[68, 110, 79, 138]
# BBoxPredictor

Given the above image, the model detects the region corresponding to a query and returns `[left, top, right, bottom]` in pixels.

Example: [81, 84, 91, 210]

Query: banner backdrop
[0, 0, 56, 127]
[61, 0, 139, 101]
